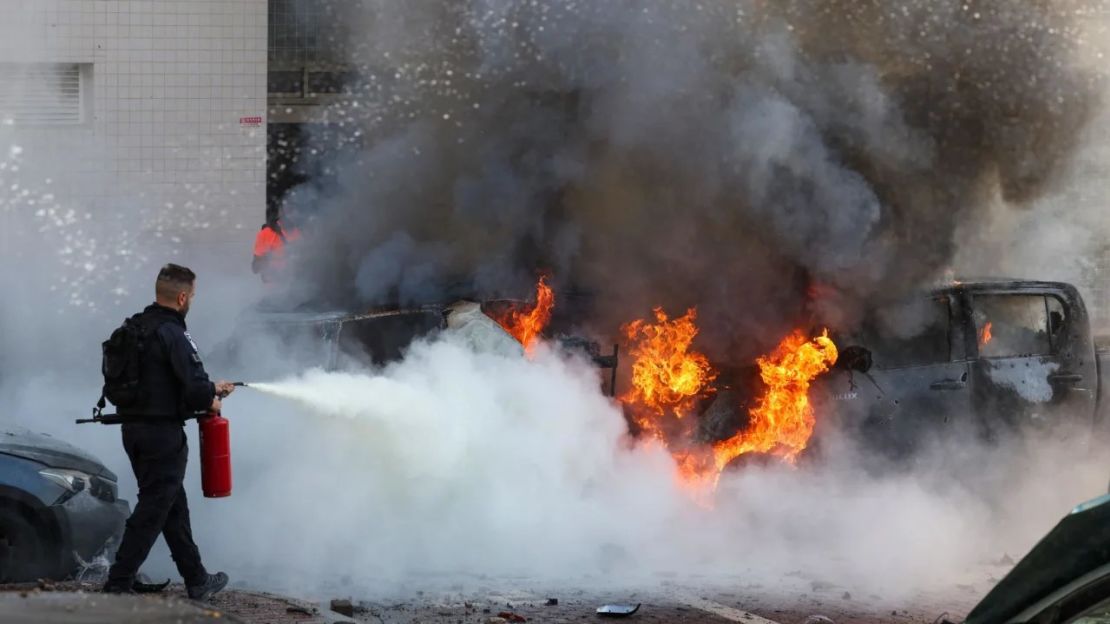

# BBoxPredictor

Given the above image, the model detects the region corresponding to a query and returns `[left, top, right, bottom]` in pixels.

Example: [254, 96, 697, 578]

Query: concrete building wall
[0, 0, 268, 258]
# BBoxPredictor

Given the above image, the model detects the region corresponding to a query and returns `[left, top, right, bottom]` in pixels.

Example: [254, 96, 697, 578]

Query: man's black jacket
[117, 304, 215, 421]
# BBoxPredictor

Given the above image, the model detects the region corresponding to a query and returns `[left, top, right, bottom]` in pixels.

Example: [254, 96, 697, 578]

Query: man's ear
[177, 290, 188, 308]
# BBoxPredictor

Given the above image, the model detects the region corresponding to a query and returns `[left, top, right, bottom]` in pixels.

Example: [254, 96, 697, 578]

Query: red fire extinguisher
[199, 410, 232, 498]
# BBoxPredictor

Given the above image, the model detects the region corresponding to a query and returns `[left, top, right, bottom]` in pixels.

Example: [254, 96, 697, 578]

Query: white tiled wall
[0, 0, 267, 253]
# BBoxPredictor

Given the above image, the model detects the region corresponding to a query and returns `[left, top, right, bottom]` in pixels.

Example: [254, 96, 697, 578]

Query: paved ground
[0, 581, 315, 624]
[0, 574, 987, 624]
[0, 587, 236, 624]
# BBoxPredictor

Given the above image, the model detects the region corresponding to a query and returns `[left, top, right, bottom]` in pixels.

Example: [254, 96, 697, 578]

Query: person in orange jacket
[251, 207, 301, 283]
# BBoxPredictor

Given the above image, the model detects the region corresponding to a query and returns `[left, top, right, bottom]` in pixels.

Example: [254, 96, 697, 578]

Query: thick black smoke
[280, 0, 1101, 362]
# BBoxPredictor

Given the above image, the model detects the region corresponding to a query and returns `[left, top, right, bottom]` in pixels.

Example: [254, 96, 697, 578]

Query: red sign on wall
[239, 116, 263, 127]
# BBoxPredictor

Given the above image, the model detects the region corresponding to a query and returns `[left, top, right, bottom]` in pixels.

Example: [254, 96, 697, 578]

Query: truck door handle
[1048, 373, 1084, 384]
[930, 379, 966, 391]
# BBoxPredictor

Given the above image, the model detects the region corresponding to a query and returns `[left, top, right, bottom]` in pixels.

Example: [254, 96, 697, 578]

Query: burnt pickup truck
[815, 280, 1110, 455]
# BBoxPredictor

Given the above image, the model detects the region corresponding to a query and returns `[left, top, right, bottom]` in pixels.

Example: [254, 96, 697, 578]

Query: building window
[0, 63, 91, 126]
[268, 0, 351, 67]
[268, 0, 360, 100]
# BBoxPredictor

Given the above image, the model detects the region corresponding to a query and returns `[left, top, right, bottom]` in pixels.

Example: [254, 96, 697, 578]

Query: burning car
[219, 277, 618, 393]
[613, 279, 1110, 491]
[817, 280, 1110, 459]
[0, 427, 128, 582]
[224, 276, 1107, 494]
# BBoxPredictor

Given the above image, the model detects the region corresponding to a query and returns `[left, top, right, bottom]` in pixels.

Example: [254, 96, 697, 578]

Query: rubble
[329, 598, 355, 617]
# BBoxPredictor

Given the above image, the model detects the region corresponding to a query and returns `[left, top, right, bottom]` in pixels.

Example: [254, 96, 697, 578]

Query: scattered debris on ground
[0, 578, 977, 623]
[330, 598, 355, 617]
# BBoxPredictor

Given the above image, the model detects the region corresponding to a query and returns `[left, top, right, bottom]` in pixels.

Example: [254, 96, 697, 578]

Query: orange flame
[979, 321, 993, 346]
[621, 308, 716, 424]
[493, 275, 555, 353]
[711, 330, 838, 474]
[619, 308, 837, 494]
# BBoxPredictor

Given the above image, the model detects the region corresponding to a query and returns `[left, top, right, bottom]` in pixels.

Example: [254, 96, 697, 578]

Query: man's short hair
[156, 263, 196, 300]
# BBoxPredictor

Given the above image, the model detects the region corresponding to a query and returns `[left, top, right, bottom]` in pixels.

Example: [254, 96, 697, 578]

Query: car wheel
[0, 506, 53, 582]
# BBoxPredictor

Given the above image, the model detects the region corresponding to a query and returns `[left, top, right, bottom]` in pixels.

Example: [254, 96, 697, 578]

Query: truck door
[969, 290, 1097, 433]
[850, 294, 973, 455]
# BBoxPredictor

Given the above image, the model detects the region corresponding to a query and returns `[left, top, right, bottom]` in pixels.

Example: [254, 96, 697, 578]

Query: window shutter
[0, 63, 84, 125]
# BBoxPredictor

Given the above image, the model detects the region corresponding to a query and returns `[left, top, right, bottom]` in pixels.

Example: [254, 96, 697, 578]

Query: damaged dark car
[0, 427, 129, 582]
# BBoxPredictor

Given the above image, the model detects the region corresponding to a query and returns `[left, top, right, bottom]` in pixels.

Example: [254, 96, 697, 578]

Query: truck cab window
[973, 294, 1051, 358]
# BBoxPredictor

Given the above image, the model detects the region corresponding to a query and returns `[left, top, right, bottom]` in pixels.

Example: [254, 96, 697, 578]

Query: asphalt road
[0, 574, 990, 624]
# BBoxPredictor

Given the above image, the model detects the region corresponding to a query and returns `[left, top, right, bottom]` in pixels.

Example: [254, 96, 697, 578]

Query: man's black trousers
[107, 423, 208, 587]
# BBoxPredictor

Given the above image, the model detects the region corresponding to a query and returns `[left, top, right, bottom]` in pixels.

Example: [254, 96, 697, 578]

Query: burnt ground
[0, 571, 992, 624]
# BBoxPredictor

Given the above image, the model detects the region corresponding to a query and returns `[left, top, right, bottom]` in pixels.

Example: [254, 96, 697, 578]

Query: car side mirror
[837, 345, 873, 373]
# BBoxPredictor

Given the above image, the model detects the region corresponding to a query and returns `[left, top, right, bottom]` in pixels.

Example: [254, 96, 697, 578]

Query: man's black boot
[187, 571, 228, 601]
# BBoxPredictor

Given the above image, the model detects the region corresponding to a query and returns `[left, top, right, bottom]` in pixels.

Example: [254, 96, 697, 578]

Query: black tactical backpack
[94, 313, 156, 416]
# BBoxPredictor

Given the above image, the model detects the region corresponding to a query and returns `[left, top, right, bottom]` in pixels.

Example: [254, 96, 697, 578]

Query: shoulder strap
[137, 311, 170, 351]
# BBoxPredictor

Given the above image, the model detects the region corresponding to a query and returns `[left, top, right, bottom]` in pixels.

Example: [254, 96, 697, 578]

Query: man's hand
[209, 397, 222, 413]
[215, 381, 236, 398]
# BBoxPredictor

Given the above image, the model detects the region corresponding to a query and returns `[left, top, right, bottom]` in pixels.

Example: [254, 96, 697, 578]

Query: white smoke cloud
[159, 332, 1109, 606]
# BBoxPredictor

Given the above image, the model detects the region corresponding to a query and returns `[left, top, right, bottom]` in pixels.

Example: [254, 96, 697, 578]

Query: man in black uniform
[103, 264, 236, 599]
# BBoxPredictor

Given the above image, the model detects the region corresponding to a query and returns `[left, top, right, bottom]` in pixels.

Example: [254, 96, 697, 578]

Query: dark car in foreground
[962, 493, 1110, 624]
[0, 427, 129, 582]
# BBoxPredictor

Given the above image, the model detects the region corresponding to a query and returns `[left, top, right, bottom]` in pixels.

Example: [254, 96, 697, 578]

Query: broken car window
[973, 294, 1051, 358]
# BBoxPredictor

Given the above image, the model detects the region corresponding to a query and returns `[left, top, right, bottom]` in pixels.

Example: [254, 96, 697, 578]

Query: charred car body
[815, 280, 1110, 458]
[688, 279, 1110, 467]
[219, 299, 618, 393]
[225, 279, 1104, 464]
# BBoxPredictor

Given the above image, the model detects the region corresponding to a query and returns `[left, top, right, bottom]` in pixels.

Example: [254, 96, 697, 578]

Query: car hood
[0, 427, 117, 481]
[965, 494, 1110, 624]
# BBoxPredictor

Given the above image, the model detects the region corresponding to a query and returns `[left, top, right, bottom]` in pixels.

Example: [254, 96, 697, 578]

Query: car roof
[240, 298, 541, 327]
[942, 279, 1076, 293]
[240, 305, 447, 325]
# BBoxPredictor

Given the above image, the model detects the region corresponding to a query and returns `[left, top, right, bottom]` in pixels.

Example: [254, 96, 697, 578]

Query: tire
[0, 505, 54, 582]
